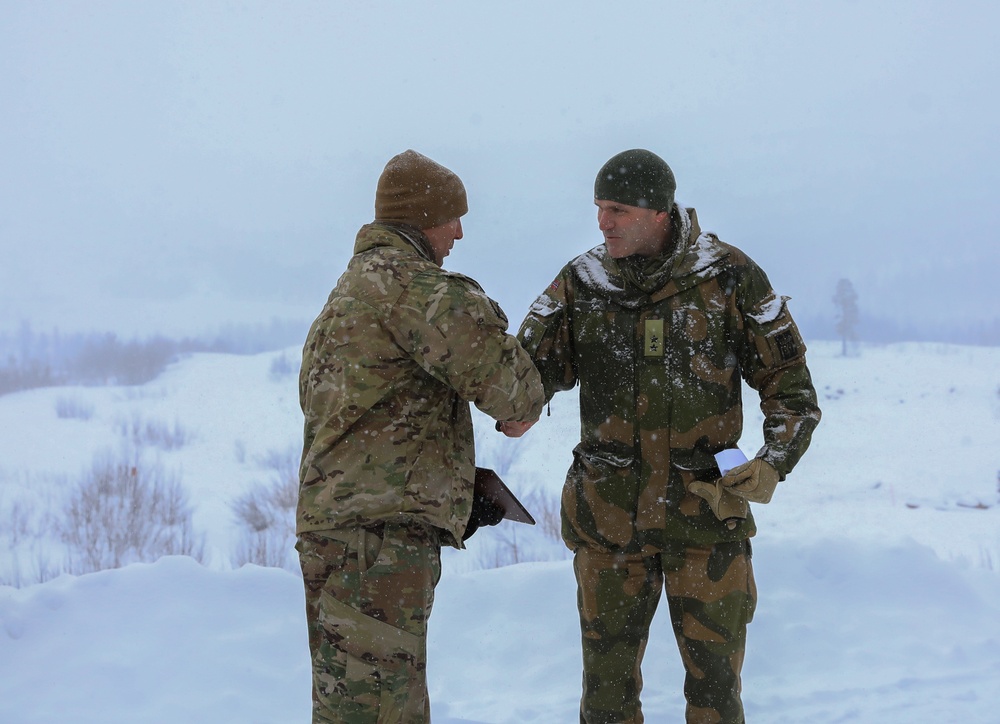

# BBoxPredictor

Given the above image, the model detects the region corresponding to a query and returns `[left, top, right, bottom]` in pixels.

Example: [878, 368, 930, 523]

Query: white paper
[714, 448, 749, 476]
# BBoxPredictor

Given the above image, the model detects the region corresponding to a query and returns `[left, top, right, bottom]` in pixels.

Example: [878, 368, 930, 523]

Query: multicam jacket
[518, 205, 820, 552]
[298, 223, 544, 545]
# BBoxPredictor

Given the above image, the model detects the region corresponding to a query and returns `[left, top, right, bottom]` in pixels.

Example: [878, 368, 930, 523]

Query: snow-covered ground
[1, 341, 999, 722]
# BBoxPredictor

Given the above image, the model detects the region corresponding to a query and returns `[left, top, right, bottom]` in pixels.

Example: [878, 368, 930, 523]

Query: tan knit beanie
[374, 150, 468, 229]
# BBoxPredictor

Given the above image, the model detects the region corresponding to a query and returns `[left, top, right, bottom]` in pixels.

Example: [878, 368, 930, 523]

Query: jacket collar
[354, 222, 436, 263]
[574, 205, 731, 308]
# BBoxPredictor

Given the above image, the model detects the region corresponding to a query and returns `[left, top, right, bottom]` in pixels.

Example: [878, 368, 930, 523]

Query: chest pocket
[575, 300, 634, 368]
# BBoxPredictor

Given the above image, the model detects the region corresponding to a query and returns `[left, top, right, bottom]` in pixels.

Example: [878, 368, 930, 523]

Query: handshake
[688, 458, 781, 523]
[495, 419, 537, 438]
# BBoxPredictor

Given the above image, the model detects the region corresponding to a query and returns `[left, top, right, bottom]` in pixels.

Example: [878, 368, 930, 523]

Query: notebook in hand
[474, 467, 536, 525]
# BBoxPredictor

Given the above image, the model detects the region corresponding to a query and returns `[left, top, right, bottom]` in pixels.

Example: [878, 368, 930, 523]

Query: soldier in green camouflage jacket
[507, 149, 820, 723]
[298, 150, 544, 723]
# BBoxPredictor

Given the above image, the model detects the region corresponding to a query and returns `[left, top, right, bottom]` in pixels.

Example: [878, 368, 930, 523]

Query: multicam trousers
[296, 520, 442, 724]
[574, 539, 756, 724]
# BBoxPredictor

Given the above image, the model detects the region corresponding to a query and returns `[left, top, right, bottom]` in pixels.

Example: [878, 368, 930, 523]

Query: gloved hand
[462, 493, 506, 540]
[688, 457, 781, 523]
[688, 479, 749, 523]
[720, 458, 780, 504]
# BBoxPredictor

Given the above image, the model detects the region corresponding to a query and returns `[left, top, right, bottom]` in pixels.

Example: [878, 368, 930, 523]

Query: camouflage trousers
[296, 520, 442, 724]
[574, 539, 756, 724]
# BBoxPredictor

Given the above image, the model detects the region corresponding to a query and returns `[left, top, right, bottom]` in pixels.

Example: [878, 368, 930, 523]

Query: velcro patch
[644, 319, 664, 357]
[775, 329, 799, 361]
[528, 295, 562, 318]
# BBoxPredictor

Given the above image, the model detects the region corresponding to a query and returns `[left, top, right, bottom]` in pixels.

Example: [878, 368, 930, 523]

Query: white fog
[2, 1, 998, 343]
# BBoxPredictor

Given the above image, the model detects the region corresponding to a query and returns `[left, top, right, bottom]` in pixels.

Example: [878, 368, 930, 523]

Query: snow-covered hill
[1, 341, 999, 722]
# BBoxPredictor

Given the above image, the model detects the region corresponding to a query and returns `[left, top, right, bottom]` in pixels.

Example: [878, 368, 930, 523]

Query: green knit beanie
[594, 149, 676, 211]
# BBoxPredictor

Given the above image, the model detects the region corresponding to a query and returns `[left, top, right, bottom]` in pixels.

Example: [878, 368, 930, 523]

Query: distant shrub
[0, 544, 61, 588]
[234, 438, 247, 464]
[231, 484, 296, 569]
[466, 427, 567, 569]
[231, 446, 299, 570]
[253, 446, 300, 484]
[522, 488, 562, 543]
[55, 396, 95, 420]
[0, 471, 63, 586]
[0, 319, 309, 397]
[75, 334, 177, 385]
[473, 488, 569, 570]
[116, 413, 190, 450]
[58, 448, 204, 574]
[268, 352, 299, 381]
[6, 498, 31, 547]
[0, 358, 59, 396]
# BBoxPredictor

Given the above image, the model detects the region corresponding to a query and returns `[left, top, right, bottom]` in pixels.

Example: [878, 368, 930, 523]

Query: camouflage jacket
[298, 223, 544, 546]
[518, 206, 820, 552]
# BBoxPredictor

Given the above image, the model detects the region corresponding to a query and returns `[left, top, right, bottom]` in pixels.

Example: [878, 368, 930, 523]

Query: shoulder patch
[774, 329, 800, 361]
[529, 294, 563, 318]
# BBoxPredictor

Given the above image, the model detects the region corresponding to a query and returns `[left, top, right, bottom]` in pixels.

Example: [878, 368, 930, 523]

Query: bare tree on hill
[833, 278, 860, 356]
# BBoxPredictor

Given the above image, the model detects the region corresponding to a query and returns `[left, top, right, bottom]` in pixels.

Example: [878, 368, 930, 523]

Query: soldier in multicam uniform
[502, 149, 821, 723]
[297, 149, 544, 723]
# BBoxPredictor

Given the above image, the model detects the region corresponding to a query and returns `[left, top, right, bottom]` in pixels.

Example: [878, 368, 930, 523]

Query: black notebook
[474, 467, 536, 525]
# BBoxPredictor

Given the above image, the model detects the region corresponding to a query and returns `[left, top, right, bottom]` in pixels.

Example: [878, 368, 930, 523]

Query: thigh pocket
[319, 587, 421, 672]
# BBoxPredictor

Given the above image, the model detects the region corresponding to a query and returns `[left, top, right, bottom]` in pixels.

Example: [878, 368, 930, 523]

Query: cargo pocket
[318, 588, 422, 672]
[563, 444, 638, 550]
[671, 450, 725, 520]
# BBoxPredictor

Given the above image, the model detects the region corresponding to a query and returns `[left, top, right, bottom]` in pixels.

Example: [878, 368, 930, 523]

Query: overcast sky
[2, 0, 998, 338]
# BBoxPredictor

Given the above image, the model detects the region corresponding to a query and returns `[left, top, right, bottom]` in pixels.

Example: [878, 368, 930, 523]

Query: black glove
[462, 493, 505, 540]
